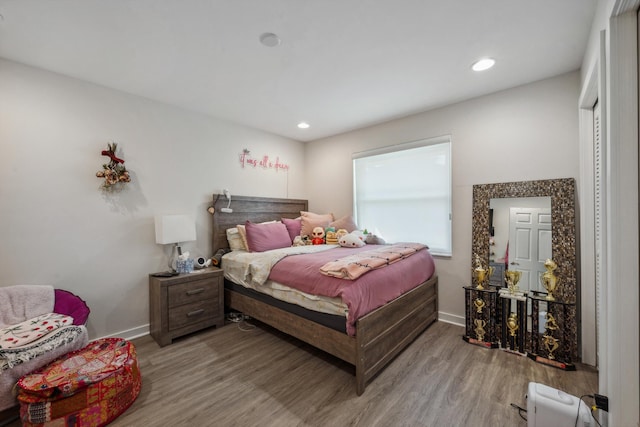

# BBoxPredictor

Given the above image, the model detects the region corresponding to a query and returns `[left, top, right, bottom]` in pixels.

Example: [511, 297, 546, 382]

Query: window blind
[353, 136, 452, 255]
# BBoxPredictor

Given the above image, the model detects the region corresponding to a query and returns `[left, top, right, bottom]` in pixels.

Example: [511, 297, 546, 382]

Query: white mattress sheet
[222, 249, 348, 317]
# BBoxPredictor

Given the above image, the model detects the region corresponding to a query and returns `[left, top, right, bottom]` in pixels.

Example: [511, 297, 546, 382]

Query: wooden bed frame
[212, 194, 438, 395]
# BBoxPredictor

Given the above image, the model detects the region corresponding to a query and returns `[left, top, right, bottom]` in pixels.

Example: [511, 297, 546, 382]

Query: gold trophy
[542, 313, 560, 359]
[473, 255, 494, 290]
[473, 298, 485, 313]
[543, 334, 559, 359]
[540, 259, 560, 301]
[474, 318, 486, 342]
[507, 313, 519, 337]
[505, 270, 522, 295]
[544, 312, 559, 333]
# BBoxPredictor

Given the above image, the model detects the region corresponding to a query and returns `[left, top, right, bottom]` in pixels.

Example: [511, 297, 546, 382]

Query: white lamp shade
[155, 214, 196, 244]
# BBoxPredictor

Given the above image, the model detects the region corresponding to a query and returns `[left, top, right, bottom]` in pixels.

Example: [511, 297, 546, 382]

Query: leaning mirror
[471, 178, 577, 358]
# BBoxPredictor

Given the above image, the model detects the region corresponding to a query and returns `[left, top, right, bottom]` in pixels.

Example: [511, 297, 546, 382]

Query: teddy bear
[339, 232, 365, 248]
[311, 226, 326, 245]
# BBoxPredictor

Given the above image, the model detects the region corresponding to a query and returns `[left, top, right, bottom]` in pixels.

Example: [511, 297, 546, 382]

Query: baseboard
[0, 406, 19, 427]
[99, 324, 149, 341]
[438, 311, 464, 327]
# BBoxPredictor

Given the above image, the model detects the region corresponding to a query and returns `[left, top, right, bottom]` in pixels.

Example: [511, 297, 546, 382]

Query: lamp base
[168, 243, 183, 272]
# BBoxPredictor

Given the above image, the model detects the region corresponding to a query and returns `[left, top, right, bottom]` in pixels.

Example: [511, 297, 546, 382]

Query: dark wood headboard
[212, 194, 308, 253]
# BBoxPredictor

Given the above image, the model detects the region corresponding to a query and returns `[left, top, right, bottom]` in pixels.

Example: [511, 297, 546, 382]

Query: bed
[212, 194, 438, 395]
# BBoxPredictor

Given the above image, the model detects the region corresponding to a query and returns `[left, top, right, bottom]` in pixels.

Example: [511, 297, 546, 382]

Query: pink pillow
[300, 211, 334, 237]
[245, 220, 292, 252]
[54, 289, 90, 325]
[281, 217, 302, 242]
[329, 215, 358, 233]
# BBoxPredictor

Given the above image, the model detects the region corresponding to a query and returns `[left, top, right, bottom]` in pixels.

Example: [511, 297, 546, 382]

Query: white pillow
[226, 227, 246, 251]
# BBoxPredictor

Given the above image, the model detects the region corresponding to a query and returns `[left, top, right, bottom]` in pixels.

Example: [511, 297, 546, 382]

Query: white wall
[579, 1, 640, 425]
[305, 72, 580, 325]
[0, 58, 305, 339]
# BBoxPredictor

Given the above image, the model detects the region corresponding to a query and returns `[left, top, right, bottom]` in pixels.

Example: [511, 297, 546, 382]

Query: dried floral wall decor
[96, 142, 131, 190]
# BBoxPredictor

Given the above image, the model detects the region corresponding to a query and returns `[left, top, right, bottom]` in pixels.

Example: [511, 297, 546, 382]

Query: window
[353, 135, 452, 256]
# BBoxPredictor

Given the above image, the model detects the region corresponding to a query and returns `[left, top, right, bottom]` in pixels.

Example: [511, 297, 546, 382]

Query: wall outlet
[594, 394, 609, 412]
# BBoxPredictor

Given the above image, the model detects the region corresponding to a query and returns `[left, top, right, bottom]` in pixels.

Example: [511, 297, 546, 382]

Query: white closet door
[593, 100, 603, 368]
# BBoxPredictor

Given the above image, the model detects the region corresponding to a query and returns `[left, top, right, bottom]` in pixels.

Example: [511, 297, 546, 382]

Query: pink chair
[0, 286, 90, 413]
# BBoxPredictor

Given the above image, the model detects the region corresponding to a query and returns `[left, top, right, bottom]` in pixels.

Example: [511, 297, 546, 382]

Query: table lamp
[155, 214, 197, 272]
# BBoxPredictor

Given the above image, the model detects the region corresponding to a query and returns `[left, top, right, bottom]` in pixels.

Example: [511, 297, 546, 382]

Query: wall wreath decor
[96, 142, 131, 190]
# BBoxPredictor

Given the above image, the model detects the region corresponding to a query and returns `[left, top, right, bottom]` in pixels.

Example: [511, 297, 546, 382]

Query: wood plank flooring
[2, 321, 597, 427]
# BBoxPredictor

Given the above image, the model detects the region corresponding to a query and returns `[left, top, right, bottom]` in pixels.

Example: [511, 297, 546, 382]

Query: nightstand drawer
[168, 278, 219, 308]
[168, 299, 218, 331]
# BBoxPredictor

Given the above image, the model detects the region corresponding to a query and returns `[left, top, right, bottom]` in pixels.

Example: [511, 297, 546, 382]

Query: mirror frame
[471, 178, 577, 302]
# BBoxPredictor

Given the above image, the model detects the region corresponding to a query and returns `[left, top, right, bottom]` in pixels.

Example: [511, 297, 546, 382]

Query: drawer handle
[186, 288, 205, 296]
[187, 309, 205, 317]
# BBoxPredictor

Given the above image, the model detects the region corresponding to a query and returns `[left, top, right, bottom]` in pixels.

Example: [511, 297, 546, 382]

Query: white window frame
[352, 135, 452, 256]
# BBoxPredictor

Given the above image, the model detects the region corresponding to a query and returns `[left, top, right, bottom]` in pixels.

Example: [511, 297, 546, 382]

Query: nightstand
[149, 267, 224, 347]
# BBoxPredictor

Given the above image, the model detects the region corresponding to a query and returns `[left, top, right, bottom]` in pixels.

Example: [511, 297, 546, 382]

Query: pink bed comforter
[268, 244, 436, 336]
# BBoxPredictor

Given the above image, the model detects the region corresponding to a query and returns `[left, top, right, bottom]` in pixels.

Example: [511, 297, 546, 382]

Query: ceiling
[0, 1, 598, 142]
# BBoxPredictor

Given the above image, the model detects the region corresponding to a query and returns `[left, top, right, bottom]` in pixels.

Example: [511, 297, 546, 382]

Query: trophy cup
[540, 259, 560, 301]
[544, 312, 559, 333]
[473, 255, 494, 290]
[474, 318, 486, 342]
[504, 270, 522, 295]
[542, 312, 560, 359]
[507, 313, 519, 337]
[543, 334, 559, 359]
[473, 298, 485, 313]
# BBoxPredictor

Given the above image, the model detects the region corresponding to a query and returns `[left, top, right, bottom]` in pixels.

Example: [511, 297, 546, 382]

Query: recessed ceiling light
[472, 58, 496, 72]
[297, 122, 310, 129]
[259, 32, 281, 47]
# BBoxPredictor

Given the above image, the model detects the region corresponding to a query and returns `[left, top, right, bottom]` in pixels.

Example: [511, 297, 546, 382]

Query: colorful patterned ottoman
[17, 338, 141, 426]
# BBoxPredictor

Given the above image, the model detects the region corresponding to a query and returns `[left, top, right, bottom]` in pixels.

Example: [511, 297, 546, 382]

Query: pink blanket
[268, 244, 436, 336]
[319, 243, 427, 280]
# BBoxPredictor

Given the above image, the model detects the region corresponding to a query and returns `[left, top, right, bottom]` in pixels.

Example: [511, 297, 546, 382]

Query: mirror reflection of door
[508, 207, 552, 292]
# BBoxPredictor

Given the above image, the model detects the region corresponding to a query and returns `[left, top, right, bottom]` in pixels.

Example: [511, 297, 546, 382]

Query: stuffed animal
[325, 230, 338, 245]
[339, 232, 366, 248]
[365, 234, 386, 245]
[335, 229, 348, 240]
[311, 226, 325, 245]
[294, 235, 313, 246]
[351, 230, 366, 242]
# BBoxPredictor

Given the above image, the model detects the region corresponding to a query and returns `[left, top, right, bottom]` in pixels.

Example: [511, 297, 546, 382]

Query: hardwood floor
[2, 321, 597, 426]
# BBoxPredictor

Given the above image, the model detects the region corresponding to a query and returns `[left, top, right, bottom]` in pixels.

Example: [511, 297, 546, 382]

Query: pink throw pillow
[54, 289, 90, 325]
[300, 211, 334, 237]
[281, 217, 302, 242]
[329, 215, 358, 233]
[245, 221, 292, 252]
